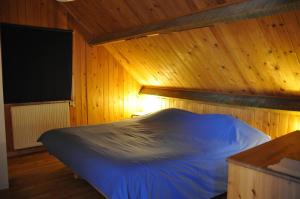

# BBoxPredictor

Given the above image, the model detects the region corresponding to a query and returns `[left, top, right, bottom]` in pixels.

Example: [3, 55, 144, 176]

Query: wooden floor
[0, 151, 228, 199]
[0, 152, 105, 199]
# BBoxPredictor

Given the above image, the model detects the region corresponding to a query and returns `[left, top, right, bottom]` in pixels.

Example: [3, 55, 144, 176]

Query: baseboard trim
[7, 146, 46, 158]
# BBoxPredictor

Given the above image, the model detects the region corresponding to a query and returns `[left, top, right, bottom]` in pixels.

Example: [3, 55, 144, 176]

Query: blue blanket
[38, 108, 270, 199]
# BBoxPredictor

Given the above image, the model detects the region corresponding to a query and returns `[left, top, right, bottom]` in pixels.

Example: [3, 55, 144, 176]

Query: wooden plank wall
[0, 0, 81, 152]
[1, 0, 299, 142]
[69, 18, 141, 125]
[0, 0, 86, 127]
[69, 25, 88, 126]
[86, 45, 141, 124]
[0, 0, 141, 152]
[0, 0, 68, 29]
[139, 95, 300, 138]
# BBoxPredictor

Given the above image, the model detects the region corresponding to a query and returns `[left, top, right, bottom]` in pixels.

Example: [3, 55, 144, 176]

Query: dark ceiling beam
[90, 0, 300, 45]
[140, 86, 300, 112]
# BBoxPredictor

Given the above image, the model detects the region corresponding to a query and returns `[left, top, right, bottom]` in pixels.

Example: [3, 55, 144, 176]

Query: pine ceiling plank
[62, 1, 110, 34]
[0, 0, 67, 29]
[176, 29, 227, 90]
[67, 15, 95, 41]
[96, 0, 142, 30]
[258, 14, 300, 94]
[60, 0, 243, 42]
[207, 26, 253, 92]
[157, 34, 203, 88]
[106, 36, 186, 87]
[122, 0, 167, 24]
[171, 32, 211, 89]
[205, 27, 251, 91]
[211, 16, 296, 95]
[282, 10, 300, 67]
[129, 38, 171, 86]
[241, 19, 279, 94]
[105, 10, 300, 97]
[149, 34, 206, 88]
[178, 30, 222, 88]
[61, 2, 104, 39]
[239, 19, 281, 94]
[135, 38, 174, 86]
[148, 36, 189, 87]
[106, 45, 147, 84]
[212, 24, 260, 93]
[90, 0, 300, 45]
[146, 38, 186, 88]
[189, 29, 229, 88]
[105, 42, 159, 86]
[213, 20, 272, 94]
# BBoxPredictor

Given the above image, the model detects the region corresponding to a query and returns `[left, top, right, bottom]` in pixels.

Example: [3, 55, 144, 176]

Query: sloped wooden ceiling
[104, 10, 300, 97]
[58, 0, 300, 97]
[60, 0, 244, 41]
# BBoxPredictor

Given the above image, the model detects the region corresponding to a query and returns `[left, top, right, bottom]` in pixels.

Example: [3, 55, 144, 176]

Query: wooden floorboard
[0, 152, 105, 199]
[0, 151, 229, 199]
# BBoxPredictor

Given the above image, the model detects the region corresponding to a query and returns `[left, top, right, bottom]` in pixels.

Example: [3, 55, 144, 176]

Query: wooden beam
[140, 86, 300, 112]
[90, 0, 300, 45]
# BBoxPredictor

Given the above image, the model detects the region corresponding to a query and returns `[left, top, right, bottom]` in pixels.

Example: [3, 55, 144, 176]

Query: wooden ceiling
[7, 0, 298, 97]
[60, 0, 244, 42]
[104, 10, 300, 97]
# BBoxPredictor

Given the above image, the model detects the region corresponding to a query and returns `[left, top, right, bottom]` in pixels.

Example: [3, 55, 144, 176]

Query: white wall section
[0, 31, 9, 189]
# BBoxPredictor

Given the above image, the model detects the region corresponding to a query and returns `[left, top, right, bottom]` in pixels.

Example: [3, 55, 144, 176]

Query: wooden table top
[228, 131, 300, 182]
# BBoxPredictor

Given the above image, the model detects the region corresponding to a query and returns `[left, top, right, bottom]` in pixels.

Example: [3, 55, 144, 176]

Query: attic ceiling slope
[58, 0, 245, 42]
[104, 10, 300, 97]
[58, 0, 300, 45]
[90, 0, 300, 45]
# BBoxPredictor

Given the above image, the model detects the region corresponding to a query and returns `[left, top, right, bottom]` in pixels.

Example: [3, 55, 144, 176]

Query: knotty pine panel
[86, 45, 141, 124]
[139, 95, 300, 138]
[105, 9, 300, 97]
[0, 0, 68, 29]
[59, 0, 243, 41]
[0, 0, 142, 153]
[69, 24, 88, 126]
[228, 163, 300, 199]
[0, 0, 87, 127]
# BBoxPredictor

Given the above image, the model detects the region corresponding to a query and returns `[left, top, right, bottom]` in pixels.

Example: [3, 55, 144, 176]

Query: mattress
[38, 108, 270, 199]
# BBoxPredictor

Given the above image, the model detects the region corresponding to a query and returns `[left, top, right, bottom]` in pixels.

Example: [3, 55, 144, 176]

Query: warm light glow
[138, 95, 163, 114]
[56, 0, 75, 2]
[149, 79, 161, 86]
[147, 33, 160, 37]
[294, 118, 300, 132]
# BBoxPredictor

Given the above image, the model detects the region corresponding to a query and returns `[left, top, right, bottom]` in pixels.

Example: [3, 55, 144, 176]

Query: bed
[38, 108, 270, 199]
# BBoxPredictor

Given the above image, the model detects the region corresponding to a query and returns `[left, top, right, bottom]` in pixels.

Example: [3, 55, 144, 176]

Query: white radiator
[11, 102, 70, 149]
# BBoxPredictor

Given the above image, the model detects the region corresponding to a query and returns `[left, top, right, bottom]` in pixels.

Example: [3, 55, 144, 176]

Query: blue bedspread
[38, 108, 270, 199]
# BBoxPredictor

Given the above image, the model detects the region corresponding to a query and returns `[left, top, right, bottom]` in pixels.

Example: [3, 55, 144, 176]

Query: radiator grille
[11, 102, 70, 149]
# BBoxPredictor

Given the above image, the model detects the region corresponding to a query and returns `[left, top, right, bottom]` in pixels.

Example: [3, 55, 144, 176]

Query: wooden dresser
[227, 131, 300, 199]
